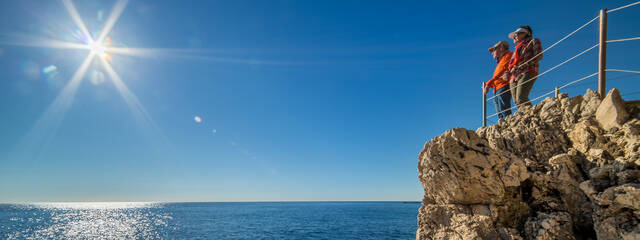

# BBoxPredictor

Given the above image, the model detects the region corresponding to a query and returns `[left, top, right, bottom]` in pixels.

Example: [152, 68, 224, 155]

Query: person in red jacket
[484, 41, 513, 119]
[508, 25, 543, 107]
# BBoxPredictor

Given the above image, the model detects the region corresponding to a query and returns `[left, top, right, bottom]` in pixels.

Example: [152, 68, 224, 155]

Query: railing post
[482, 82, 486, 127]
[555, 87, 560, 97]
[598, 9, 607, 98]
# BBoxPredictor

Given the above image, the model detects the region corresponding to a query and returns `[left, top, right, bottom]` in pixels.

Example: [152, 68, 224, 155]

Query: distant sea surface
[0, 202, 420, 239]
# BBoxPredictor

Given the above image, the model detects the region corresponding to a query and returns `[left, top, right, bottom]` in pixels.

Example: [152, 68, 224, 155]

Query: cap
[488, 41, 509, 52]
[508, 28, 530, 39]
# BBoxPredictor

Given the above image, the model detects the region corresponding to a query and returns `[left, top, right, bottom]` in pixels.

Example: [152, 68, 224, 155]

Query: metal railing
[482, 1, 640, 127]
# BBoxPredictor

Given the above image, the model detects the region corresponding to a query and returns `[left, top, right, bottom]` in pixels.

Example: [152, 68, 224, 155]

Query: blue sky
[0, 0, 639, 202]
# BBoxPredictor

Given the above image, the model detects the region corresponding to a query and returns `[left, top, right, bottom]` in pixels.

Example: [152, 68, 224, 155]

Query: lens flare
[89, 42, 107, 58]
[211, 129, 217, 134]
[42, 65, 57, 74]
[97, 10, 104, 22]
[21, 61, 40, 79]
[194, 116, 202, 123]
[71, 29, 91, 45]
[42, 65, 59, 81]
[89, 70, 105, 85]
[62, 0, 93, 43]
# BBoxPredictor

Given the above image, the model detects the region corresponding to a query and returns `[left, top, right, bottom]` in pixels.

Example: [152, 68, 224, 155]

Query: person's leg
[499, 87, 512, 118]
[516, 72, 537, 107]
[495, 87, 512, 119]
[510, 78, 519, 106]
[494, 93, 502, 119]
[513, 73, 527, 107]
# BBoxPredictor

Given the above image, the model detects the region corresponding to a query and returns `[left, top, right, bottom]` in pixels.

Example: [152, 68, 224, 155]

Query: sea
[0, 201, 420, 239]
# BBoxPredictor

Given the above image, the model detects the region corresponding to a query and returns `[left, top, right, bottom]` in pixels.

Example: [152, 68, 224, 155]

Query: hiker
[484, 41, 513, 119]
[507, 25, 543, 107]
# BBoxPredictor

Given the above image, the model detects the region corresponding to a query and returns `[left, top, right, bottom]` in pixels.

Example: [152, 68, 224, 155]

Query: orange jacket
[486, 51, 512, 92]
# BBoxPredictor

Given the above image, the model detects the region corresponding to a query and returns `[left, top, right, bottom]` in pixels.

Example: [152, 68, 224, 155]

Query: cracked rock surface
[417, 89, 640, 240]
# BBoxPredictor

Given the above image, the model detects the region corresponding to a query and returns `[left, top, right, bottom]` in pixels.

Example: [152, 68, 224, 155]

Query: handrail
[607, 36, 640, 43]
[606, 69, 640, 74]
[483, 3, 640, 125]
[607, 1, 640, 13]
[487, 44, 599, 101]
[487, 72, 598, 118]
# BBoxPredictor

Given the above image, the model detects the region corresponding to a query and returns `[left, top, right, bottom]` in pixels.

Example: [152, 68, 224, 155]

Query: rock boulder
[596, 88, 629, 131]
[417, 89, 640, 240]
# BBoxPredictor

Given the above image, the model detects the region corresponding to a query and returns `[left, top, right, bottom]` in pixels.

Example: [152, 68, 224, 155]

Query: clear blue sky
[1, 0, 639, 202]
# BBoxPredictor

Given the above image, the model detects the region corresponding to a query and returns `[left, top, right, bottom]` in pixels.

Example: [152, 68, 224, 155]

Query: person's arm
[532, 38, 543, 62]
[494, 52, 512, 79]
[507, 67, 515, 83]
[484, 80, 494, 95]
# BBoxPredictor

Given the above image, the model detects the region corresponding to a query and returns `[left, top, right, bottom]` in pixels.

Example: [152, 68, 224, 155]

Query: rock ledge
[417, 89, 640, 240]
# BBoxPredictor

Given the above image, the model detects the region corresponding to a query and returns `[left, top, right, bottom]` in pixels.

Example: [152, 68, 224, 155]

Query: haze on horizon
[1, 0, 639, 202]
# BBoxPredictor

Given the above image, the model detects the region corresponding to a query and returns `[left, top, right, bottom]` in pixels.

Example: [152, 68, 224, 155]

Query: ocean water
[0, 202, 420, 239]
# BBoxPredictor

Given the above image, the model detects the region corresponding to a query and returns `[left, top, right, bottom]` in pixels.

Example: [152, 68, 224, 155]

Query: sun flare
[88, 41, 109, 60]
[89, 42, 104, 54]
[13, 0, 164, 154]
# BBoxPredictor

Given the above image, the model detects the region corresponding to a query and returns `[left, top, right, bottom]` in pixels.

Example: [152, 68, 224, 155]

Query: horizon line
[0, 200, 421, 204]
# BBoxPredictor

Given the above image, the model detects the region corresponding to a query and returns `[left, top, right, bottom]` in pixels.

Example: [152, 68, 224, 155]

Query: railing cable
[531, 87, 555, 95]
[606, 69, 640, 74]
[561, 79, 596, 90]
[607, 36, 640, 43]
[485, 15, 598, 102]
[622, 91, 640, 97]
[488, 90, 556, 118]
[511, 15, 600, 75]
[608, 73, 640, 82]
[607, 0, 640, 13]
[487, 43, 599, 101]
[557, 72, 599, 90]
[484, 1, 640, 124]
[487, 72, 598, 119]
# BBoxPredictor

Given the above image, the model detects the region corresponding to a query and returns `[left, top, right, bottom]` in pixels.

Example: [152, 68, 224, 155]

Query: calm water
[0, 202, 419, 239]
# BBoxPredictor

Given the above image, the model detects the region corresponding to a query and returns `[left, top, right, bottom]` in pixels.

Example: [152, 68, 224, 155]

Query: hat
[508, 28, 530, 39]
[489, 41, 509, 52]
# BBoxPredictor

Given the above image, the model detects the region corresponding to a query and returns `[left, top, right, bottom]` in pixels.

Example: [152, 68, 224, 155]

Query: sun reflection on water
[28, 202, 159, 210]
[5, 202, 172, 239]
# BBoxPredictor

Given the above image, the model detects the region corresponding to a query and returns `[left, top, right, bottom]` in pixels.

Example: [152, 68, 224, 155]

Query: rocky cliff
[416, 89, 640, 240]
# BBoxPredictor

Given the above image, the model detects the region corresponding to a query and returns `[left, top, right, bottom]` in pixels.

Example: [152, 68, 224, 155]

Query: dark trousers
[510, 72, 537, 107]
[494, 87, 512, 119]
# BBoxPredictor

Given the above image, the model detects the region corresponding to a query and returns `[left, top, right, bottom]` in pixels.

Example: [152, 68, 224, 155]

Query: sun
[88, 40, 110, 60]
[89, 41, 105, 55]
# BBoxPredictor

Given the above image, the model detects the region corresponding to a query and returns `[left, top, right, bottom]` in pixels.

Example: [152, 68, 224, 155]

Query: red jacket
[509, 37, 543, 77]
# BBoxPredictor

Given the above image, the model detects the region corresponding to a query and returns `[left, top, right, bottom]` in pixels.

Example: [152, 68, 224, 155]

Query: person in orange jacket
[483, 41, 513, 119]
